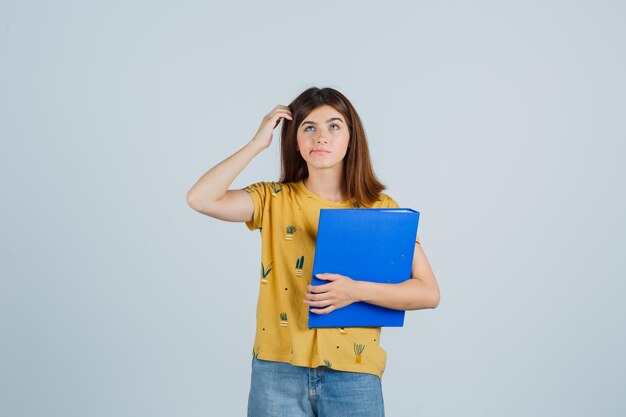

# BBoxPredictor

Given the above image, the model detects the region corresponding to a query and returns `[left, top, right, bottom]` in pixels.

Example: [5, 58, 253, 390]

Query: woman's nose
[316, 134, 328, 144]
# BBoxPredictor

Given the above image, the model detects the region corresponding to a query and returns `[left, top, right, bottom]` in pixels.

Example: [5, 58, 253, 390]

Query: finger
[303, 298, 332, 308]
[266, 113, 291, 123]
[272, 108, 292, 116]
[304, 292, 331, 301]
[267, 112, 293, 128]
[265, 109, 292, 121]
[270, 112, 293, 125]
[272, 109, 293, 119]
[315, 273, 340, 281]
[270, 105, 292, 115]
[308, 283, 330, 293]
[310, 305, 336, 315]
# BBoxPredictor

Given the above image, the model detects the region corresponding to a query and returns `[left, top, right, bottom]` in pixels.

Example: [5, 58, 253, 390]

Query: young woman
[187, 87, 440, 417]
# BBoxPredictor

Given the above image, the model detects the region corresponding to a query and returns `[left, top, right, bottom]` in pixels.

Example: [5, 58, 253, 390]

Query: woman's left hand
[304, 273, 360, 314]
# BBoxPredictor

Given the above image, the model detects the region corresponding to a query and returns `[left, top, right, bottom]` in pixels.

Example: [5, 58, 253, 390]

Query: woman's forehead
[301, 105, 345, 123]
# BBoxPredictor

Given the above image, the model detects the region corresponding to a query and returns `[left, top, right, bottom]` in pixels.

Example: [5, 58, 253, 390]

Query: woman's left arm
[304, 241, 440, 314]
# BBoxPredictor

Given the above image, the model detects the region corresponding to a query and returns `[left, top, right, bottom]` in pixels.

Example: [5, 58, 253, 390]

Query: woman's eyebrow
[301, 117, 345, 126]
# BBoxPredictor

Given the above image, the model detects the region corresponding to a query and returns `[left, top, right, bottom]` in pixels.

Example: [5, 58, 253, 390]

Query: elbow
[186, 191, 199, 210]
[430, 287, 440, 309]
[425, 273, 441, 309]
[186, 191, 208, 212]
[406, 281, 440, 311]
[411, 292, 439, 310]
[186, 192, 222, 218]
[426, 279, 441, 309]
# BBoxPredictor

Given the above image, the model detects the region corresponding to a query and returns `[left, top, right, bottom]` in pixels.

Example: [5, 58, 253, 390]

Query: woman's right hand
[250, 105, 293, 150]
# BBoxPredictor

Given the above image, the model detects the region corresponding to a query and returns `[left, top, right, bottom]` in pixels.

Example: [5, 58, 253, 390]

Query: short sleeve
[386, 195, 400, 209]
[242, 182, 267, 231]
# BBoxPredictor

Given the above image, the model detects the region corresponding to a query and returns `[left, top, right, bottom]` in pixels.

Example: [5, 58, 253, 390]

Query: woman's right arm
[186, 105, 292, 222]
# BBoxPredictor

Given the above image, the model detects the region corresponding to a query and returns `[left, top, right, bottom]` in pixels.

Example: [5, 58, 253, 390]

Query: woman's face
[296, 105, 350, 173]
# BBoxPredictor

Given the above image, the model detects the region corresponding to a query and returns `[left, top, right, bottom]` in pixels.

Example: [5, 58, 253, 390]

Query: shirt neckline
[295, 180, 356, 208]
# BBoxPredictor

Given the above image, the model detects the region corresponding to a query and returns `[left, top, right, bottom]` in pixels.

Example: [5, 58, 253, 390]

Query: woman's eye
[304, 124, 339, 132]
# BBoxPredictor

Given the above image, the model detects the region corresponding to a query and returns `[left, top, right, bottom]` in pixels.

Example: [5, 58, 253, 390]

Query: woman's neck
[303, 171, 348, 203]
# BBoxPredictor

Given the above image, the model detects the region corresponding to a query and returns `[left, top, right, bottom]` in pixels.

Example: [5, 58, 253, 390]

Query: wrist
[352, 280, 367, 303]
[245, 139, 267, 156]
[248, 135, 270, 150]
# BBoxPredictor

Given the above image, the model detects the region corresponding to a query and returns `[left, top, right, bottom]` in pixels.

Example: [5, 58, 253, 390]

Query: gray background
[1, 1, 625, 416]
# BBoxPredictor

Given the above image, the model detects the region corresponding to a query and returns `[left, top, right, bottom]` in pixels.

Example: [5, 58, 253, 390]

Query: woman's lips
[311, 149, 330, 154]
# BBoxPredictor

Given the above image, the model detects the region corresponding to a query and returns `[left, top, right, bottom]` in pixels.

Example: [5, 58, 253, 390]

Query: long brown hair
[279, 87, 385, 207]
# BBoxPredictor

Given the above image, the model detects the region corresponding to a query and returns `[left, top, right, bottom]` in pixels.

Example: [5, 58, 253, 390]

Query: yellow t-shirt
[243, 180, 407, 379]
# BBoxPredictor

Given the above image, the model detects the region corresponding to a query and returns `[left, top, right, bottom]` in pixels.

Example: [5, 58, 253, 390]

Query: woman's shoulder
[371, 192, 400, 208]
[243, 180, 298, 197]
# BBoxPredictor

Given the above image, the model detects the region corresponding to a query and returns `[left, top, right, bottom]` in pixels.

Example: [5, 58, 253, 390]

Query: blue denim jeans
[247, 357, 385, 417]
